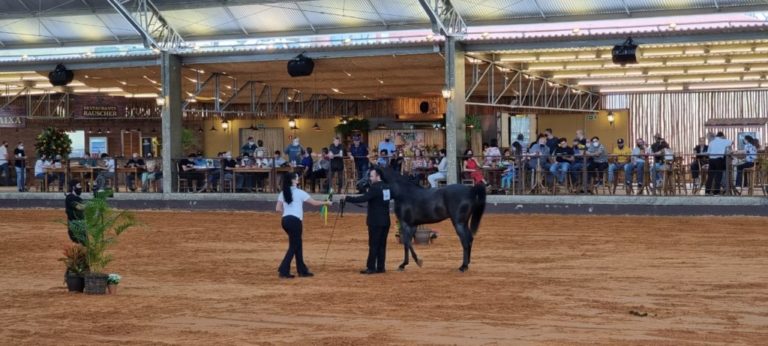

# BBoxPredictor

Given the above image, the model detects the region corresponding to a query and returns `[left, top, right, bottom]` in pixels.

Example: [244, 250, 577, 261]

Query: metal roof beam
[106, 0, 186, 52]
[81, 0, 122, 43]
[366, 0, 389, 29]
[294, 2, 317, 34]
[620, 0, 631, 16]
[221, 2, 249, 36]
[418, 0, 467, 37]
[532, 0, 547, 19]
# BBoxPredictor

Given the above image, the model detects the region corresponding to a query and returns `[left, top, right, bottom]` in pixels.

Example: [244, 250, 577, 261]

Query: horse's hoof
[416, 259, 423, 267]
[458, 266, 468, 272]
[397, 267, 405, 272]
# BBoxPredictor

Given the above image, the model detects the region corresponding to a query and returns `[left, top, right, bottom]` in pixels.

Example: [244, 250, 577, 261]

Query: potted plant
[107, 273, 121, 295]
[59, 244, 89, 292]
[71, 194, 137, 295]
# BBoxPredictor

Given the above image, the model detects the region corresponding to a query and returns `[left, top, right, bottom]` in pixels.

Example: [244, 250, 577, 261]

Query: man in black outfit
[65, 180, 86, 244]
[341, 168, 391, 274]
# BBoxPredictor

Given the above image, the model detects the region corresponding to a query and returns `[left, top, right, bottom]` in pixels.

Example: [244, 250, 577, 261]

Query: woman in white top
[275, 172, 332, 279]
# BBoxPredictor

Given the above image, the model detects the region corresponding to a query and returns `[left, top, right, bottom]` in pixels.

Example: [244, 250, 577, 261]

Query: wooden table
[231, 166, 295, 193]
[116, 167, 141, 192]
[43, 166, 67, 192]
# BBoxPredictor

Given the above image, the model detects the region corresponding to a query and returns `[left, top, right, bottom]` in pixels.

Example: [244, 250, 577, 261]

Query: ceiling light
[572, 28, 580, 34]
[441, 87, 453, 99]
[331, 88, 341, 93]
[156, 96, 166, 106]
[688, 82, 760, 90]
[426, 34, 434, 41]
[312, 122, 321, 131]
[221, 119, 229, 130]
[377, 79, 384, 84]
[344, 71, 352, 77]
[481, 32, 490, 38]
[668, 23, 677, 30]
[343, 38, 352, 44]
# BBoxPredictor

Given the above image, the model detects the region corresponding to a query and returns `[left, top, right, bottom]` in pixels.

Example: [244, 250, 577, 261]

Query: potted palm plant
[71, 195, 137, 295]
[59, 244, 88, 292]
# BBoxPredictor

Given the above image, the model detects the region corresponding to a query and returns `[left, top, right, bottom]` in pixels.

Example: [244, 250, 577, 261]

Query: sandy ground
[0, 209, 767, 345]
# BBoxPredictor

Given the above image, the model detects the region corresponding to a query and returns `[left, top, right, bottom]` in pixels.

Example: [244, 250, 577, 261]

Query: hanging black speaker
[287, 53, 314, 77]
[612, 37, 638, 65]
[48, 64, 75, 86]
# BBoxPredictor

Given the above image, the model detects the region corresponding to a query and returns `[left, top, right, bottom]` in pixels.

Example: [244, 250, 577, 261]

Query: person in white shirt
[0, 141, 8, 186]
[94, 153, 116, 192]
[705, 132, 732, 195]
[275, 172, 333, 279]
[427, 149, 448, 188]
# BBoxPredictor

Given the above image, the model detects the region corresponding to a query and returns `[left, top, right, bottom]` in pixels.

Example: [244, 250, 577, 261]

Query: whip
[321, 197, 345, 270]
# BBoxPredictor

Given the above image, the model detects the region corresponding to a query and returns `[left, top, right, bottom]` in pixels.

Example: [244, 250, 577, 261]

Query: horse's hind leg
[398, 225, 413, 271]
[454, 223, 471, 272]
[409, 239, 422, 267]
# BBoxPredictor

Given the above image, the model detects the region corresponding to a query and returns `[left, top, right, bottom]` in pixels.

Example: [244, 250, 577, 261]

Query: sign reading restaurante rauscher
[0, 114, 25, 128]
[82, 105, 119, 117]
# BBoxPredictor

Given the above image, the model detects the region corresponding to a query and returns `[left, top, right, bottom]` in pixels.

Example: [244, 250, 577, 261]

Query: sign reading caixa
[0, 114, 25, 128]
[82, 105, 119, 117]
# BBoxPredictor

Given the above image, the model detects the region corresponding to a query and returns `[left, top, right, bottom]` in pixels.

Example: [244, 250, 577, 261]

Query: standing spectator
[348, 134, 369, 180]
[300, 147, 314, 185]
[377, 134, 395, 156]
[241, 136, 257, 156]
[544, 129, 559, 154]
[735, 135, 759, 191]
[13, 141, 26, 192]
[428, 149, 447, 188]
[284, 137, 303, 165]
[575, 130, 587, 147]
[512, 133, 526, 155]
[650, 134, 667, 188]
[705, 132, 732, 195]
[484, 138, 501, 166]
[64, 180, 86, 244]
[124, 153, 146, 192]
[376, 149, 389, 167]
[327, 136, 344, 193]
[93, 153, 116, 192]
[275, 172, 333, 279]
[569, 138, 587, 188]
[691, 137, 709, 188]
[608, 138, 631, 185]
[0, 141, 8, 186]
[585, 136, 608, 186]
[550, 138, 573, 185]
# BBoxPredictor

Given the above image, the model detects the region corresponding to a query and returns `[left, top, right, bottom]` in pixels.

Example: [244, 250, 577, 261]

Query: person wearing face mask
[0, 141, 8, 186]
[585, 136, 608, 187]
[284, 138, 303, 165]
[241, 136, 257, 157]
[378, 134, 395, 156]
[349, 135, 369, 180]
[462, 149, 486, 185]
[327, 136, 345, 193]
[65, 180, 86, 244]
[550, 138, 573, 186]
[608, 138, 631, 187]
[13, 141, 26, 192]
[625, 138, 649, 194]
[125, 152, 146, 192]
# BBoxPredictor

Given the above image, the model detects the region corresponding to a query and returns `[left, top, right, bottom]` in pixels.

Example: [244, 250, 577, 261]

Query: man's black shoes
[359, 269, 376, 275]
[298, 272, 314, 277]
[278, 273, 295, 279]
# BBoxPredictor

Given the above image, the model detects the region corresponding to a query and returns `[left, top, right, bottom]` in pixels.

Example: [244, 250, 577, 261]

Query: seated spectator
[308, 148, 330, 193]
[550, 138, 573, 185]
[625, 138, 649, 193]
[484, 138, 501, 166]
[428, 149, 447, 188]
[178, 153, 206, 192]
[124, 152, 146, 192]
[500, 149, 516, 190]
[141, 153, 161, 192]
[586, 136, 608, 186]
[93, 153, 116, 192]
[34, 154, 56, 189]
[462, 149, 486, 185]
[608, 138, 631, 185]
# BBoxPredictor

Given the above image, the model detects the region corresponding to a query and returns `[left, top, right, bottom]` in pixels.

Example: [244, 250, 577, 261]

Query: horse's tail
[469, 184, 486, 236]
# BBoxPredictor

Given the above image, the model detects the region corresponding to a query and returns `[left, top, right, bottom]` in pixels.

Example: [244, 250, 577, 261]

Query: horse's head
[379, 167, 421, 199]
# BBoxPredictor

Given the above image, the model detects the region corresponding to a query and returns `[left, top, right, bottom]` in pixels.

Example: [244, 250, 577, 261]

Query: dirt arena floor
[0, 209, 767, 345]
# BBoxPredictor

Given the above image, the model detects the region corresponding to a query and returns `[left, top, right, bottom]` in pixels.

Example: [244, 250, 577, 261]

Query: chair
[177, 177, 197, 192]
[342, 159, 357, 193]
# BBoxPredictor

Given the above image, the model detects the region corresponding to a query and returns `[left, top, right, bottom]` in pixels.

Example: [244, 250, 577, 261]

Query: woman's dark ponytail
[282, 172, 296, 204]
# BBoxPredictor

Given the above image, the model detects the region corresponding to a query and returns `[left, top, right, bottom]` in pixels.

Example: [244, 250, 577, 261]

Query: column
[160, 52, 182, 195]
[445, 36, 466, 184]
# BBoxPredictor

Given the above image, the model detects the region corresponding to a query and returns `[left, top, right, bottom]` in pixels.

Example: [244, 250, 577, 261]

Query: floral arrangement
[35, 126, 72, 159]
[107, 273, 121, 285]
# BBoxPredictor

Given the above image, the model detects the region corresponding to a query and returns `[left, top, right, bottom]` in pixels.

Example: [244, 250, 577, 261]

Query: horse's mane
[383, 168, 425, 190]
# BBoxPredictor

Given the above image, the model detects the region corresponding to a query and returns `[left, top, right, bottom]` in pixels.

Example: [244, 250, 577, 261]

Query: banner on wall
[0, 114, 25, 128]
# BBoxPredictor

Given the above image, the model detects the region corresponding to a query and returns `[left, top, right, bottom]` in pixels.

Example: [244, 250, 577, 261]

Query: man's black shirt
[344, 182, 391, 227]
[65, 193, 84, 222]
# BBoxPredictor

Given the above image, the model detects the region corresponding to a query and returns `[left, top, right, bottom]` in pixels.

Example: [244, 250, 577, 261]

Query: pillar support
[160, 52, 182, 195]
[445, 36, 466, 184]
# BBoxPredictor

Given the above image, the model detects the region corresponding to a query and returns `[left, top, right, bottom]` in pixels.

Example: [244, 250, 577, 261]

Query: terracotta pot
[107, 284, 118, 295]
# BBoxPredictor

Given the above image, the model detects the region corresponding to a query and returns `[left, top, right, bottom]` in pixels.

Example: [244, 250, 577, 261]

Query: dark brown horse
[380, 168, 486, 272]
